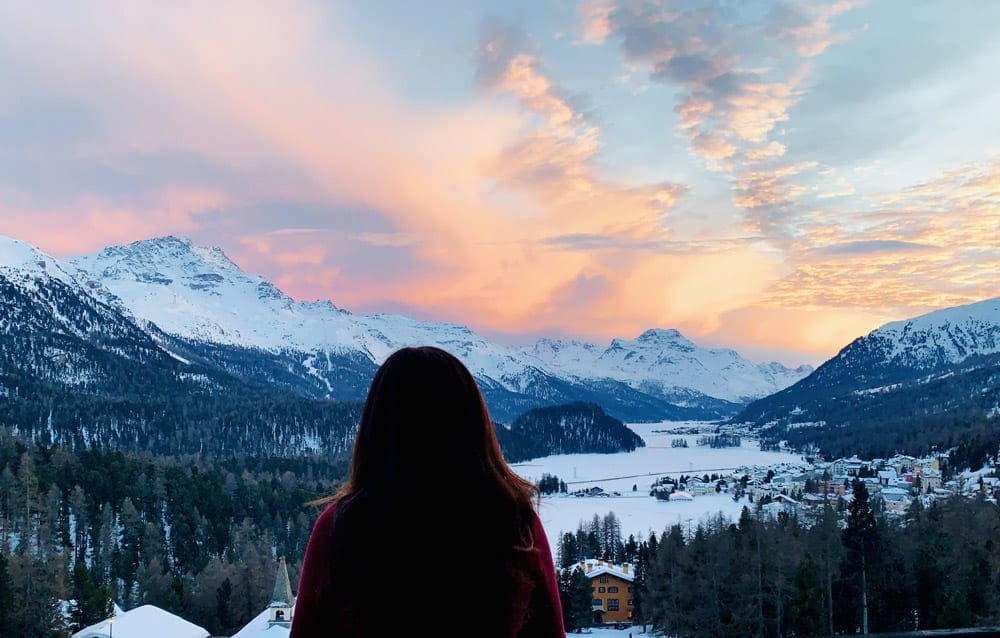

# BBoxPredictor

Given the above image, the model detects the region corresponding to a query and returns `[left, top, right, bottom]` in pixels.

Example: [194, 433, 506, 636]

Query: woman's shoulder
[310, 499, 340, 532]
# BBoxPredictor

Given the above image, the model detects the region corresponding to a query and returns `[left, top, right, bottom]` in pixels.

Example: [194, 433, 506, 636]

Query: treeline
[555, 484, 1000, 636]
[0, 432, 347, 636]
[697, 434, 741, 448]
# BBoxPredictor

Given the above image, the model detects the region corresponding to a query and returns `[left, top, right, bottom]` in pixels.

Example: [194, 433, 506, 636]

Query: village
[568, 449, 1000, 525]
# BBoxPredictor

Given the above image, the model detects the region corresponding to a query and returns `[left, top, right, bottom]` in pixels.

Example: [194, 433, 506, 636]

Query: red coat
[290, 502, 566, 637]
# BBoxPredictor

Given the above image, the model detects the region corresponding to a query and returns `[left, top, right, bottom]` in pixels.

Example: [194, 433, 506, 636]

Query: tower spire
[268, 556, 295, 627]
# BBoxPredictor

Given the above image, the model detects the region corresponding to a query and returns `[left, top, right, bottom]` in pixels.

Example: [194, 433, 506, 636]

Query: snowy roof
[878, 470, 897, 479]
[71, 605, 210, 638]
[232, 607, 292, 638]
[574, 559, 635, 582]
[881, 488, 910, 502]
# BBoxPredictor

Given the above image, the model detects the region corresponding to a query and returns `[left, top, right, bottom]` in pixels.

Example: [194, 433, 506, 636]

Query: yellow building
[576, 559, 635, 625]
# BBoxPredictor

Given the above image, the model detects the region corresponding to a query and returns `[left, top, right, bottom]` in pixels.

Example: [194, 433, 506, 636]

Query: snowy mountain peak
[868, 296, 1000, 367]
[636, 328, 695, 350]
[0, 235, 78, 288]
[526, 327, 810, 403]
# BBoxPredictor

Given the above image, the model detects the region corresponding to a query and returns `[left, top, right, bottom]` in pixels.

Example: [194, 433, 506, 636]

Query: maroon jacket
[290, 502, 566, 637]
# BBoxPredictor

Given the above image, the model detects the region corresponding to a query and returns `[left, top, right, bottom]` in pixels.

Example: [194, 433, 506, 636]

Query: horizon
[1, 1, 997, 368]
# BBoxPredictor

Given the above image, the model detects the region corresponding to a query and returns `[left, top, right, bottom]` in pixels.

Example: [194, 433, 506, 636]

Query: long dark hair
[331, 345, 538, 524]
[320, 347, 542, 631]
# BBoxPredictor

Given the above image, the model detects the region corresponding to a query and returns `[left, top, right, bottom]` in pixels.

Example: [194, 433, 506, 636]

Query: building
[232, 558, 295, 638]
[877, 469, 898, 486]
[576, 559, 635, 625]
[761, 494, 801, 521]
[71, 605, 209, 638]
[269, 557, 294, 627]
[880, 487, 912, 514]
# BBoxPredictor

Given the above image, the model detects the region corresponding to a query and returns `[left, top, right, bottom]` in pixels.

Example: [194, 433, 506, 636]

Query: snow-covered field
[510, 421, 806, 554]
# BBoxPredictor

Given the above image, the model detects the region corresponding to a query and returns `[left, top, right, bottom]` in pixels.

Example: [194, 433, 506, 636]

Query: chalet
[576, 559, 635, 625]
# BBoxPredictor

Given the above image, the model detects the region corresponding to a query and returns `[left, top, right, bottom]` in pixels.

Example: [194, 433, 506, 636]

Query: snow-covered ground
[511, 421, 807, 553]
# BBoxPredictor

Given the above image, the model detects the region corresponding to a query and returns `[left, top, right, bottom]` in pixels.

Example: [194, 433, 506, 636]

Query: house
[880, 487, 911, 514]
[71, 605, 209, 638]
[877, 469, 898, 486]
[669, 490, 693, 501]
[819, 480, 846, 497]
[833, 456, 864, 477]
[232, 558, 295, 638]
[575, 559, 635, 625]
[916, 469, 942, 494]
[761, 494, 801, 521]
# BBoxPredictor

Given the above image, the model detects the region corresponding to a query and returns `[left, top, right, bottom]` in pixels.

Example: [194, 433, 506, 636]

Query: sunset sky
[1, 1, 998, 366]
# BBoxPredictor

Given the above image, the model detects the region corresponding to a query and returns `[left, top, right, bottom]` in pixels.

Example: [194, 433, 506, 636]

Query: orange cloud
[0, 187, 230, 256]
[764, 158, 1000, 312]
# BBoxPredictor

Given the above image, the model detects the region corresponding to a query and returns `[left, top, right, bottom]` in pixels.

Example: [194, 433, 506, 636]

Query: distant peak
[637, 328, 688, 343]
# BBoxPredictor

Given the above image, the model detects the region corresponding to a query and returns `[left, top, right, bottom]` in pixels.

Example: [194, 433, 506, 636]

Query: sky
[1, 1, 998, 367]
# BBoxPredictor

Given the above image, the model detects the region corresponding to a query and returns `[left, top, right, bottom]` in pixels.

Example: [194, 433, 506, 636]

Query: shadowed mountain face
[735, 297, 1000, 461]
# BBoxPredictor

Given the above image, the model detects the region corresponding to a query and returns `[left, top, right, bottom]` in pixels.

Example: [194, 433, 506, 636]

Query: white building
[71, 604, 209, 638]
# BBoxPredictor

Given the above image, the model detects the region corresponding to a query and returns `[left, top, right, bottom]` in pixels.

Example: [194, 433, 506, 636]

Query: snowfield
[511, 421, 807, 554]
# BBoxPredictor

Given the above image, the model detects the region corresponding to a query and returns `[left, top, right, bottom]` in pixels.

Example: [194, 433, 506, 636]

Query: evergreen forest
[556, 484, 1000, 637]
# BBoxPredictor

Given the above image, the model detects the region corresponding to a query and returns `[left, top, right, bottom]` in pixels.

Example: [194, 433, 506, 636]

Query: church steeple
[268, 556, 294, 627]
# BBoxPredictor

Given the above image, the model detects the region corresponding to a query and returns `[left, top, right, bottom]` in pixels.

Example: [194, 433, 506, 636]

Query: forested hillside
[496, 401, 645, 463]
[0, 433, 346, 636]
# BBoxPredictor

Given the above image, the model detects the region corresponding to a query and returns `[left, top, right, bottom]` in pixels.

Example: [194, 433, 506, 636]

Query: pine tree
[559, 566, 593, 633]
[787, 553, 825, 637]
[70, 559, 112, 631]
[841, 479, 877, 634]
[558, 532, 579, 569]
[216, 577, 234, 634]
[0, 551, 14, 634]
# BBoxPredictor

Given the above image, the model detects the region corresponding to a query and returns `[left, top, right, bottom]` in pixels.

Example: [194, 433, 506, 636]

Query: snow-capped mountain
[0, 235, 363, 457]
[0, 234, 810, 422]
[524, 329, 811, 403]
[69, 236, 550, 387]
[63, 236, 811, 421]
[865, 297, 1000, 367]
[736, 297, 1000, 458]
[0, 235, 170, 387]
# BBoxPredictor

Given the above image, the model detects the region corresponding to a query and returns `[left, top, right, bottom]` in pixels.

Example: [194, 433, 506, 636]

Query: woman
[290, 346, 565, 637]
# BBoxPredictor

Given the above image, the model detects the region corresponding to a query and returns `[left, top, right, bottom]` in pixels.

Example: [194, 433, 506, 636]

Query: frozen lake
[510, 421, 807, 555]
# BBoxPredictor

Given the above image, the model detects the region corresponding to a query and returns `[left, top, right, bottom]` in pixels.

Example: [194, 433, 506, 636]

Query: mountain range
[4, 232, 997, 465]
[0, 234, 808, 423]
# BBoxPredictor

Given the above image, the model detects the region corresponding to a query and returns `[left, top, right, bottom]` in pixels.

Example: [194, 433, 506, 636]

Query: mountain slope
[0, 236, 363, 457]
[68, 236, 810, 421]
[735, 297, 1000, 460]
